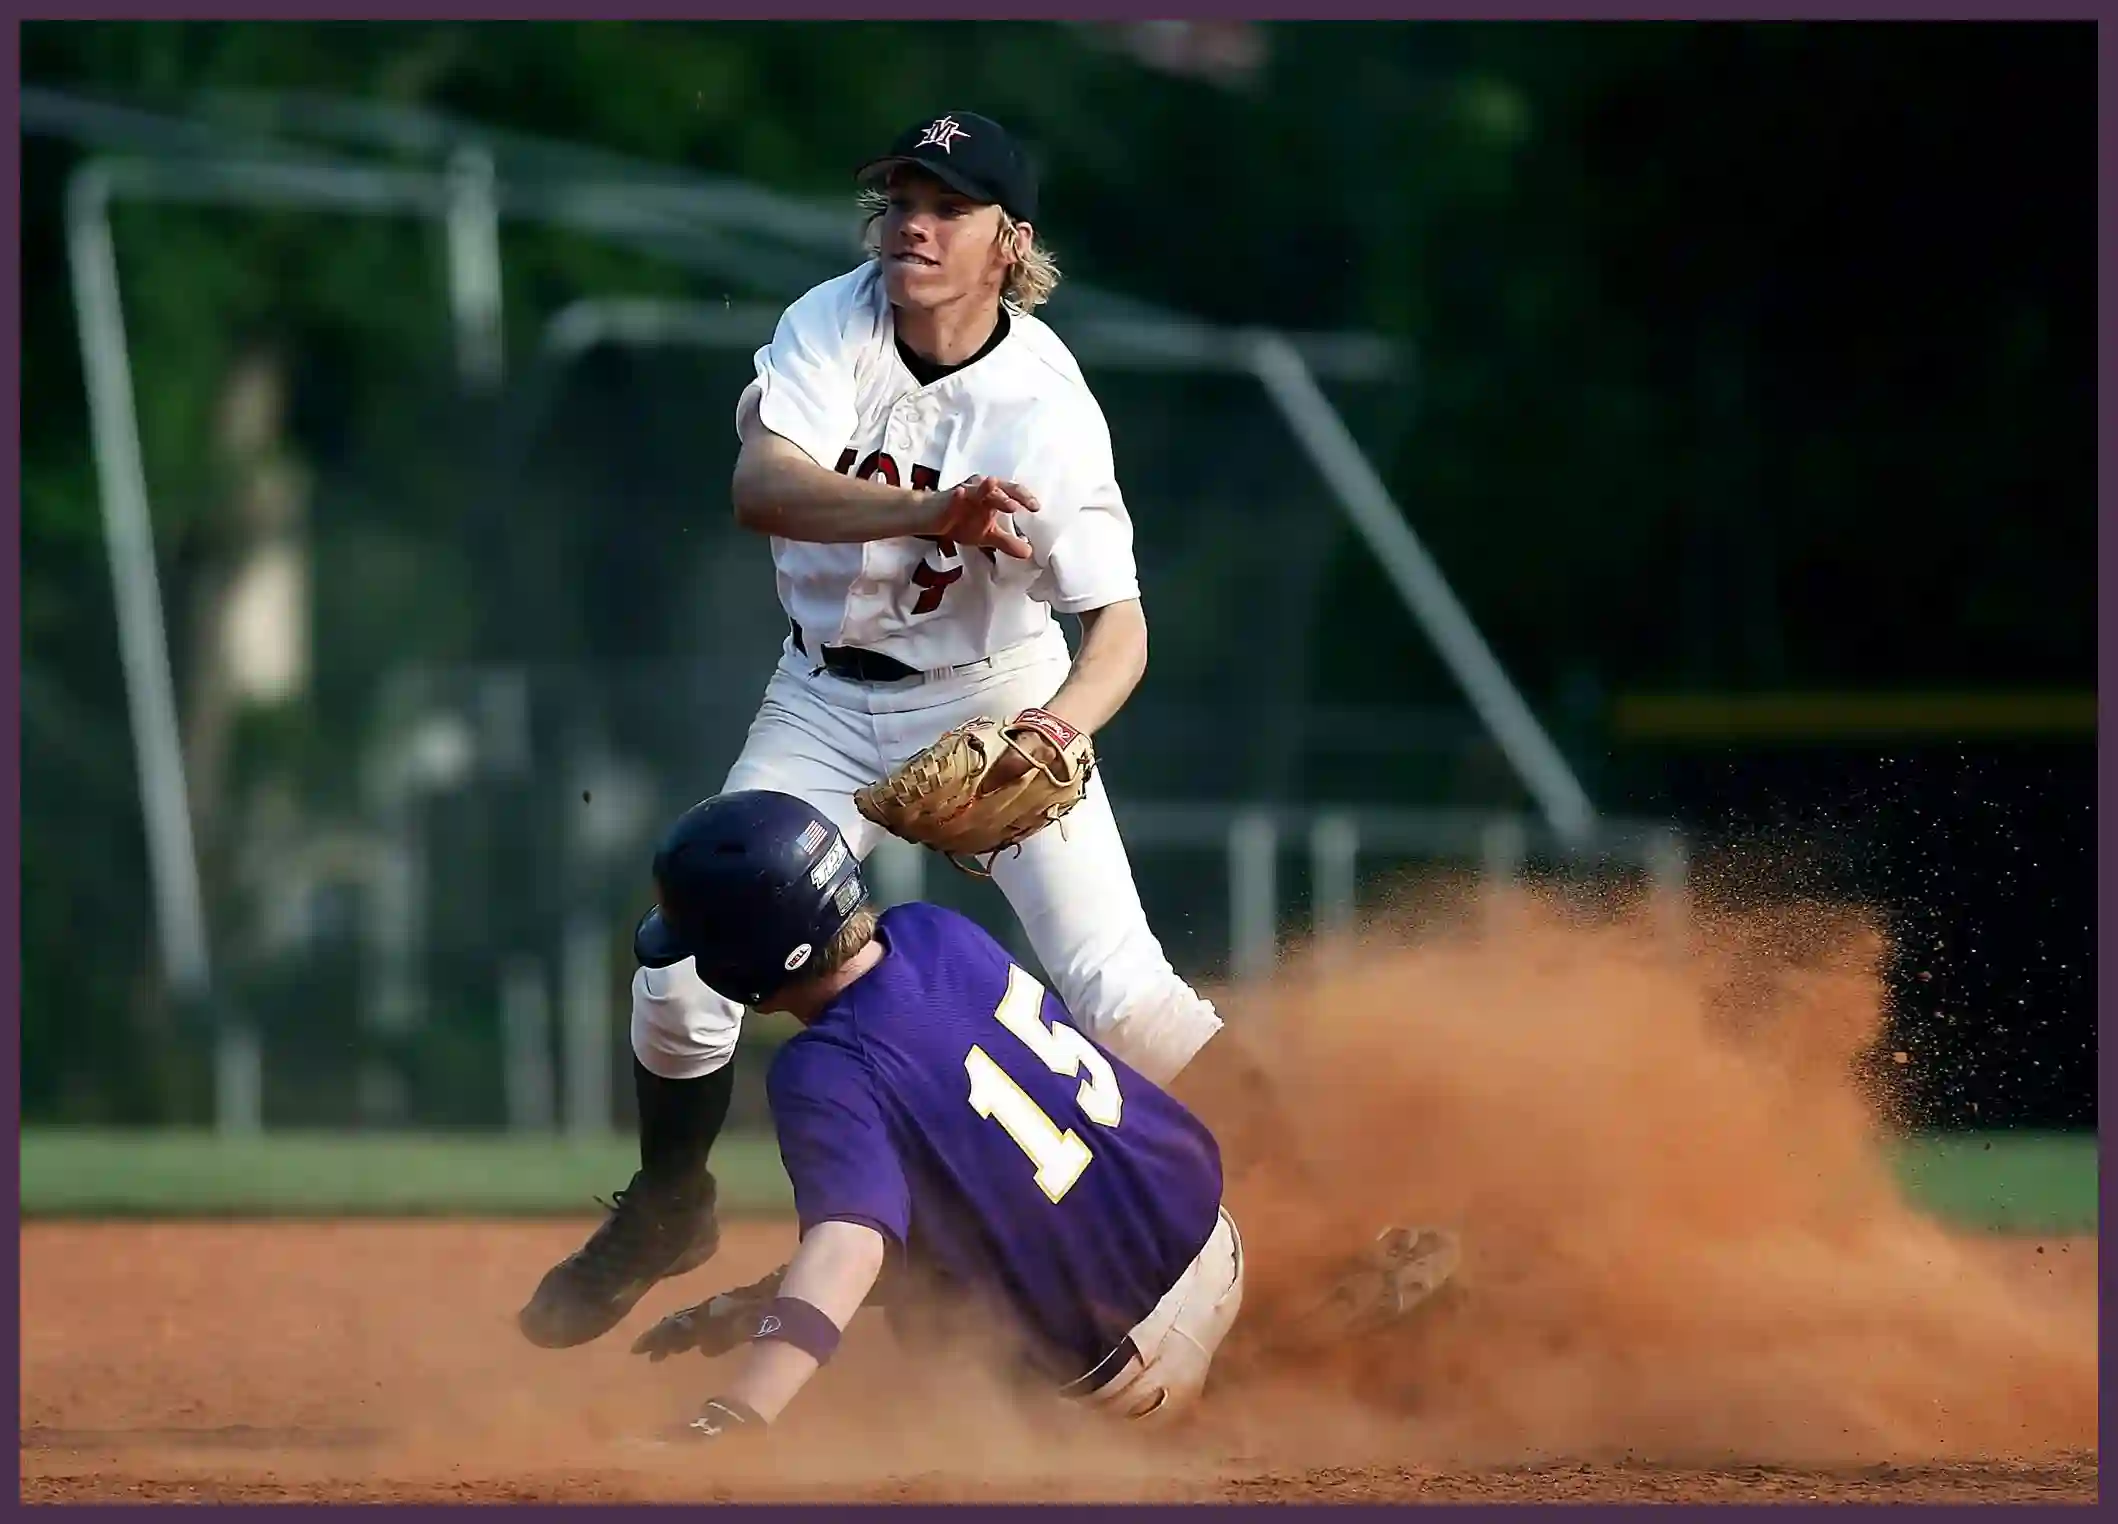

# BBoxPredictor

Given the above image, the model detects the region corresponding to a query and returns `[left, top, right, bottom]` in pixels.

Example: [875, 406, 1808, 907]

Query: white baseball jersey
[737, 262, 1142, 671]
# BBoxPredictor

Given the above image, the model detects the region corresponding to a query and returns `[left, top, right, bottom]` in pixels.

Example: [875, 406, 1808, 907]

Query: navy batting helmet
[632, 791, 870, 1006]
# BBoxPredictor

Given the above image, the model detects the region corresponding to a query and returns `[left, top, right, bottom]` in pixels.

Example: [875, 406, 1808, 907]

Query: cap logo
[915, 115, 970, 153]
[784, 942, 814, 972]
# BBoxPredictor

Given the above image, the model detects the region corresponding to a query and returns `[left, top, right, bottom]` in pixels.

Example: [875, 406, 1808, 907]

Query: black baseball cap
[856, 111, 1039, 224]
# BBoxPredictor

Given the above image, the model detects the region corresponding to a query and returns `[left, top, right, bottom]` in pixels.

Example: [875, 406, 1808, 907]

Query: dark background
[19, 22, 2095, 1132]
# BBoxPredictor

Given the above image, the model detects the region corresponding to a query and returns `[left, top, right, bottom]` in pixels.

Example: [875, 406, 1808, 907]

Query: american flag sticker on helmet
[795, 820, 829, 856]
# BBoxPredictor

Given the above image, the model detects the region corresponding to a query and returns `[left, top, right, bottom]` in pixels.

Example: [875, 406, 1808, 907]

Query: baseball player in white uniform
[519, 110, 1291, 1352]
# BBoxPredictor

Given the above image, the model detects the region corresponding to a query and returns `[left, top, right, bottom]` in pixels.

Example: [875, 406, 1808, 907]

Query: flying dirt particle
[1891, 1051, 1910, 1064]
[582, 791, 591, 804]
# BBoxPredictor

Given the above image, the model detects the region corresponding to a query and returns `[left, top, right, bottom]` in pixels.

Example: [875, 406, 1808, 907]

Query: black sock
[634, 1057, 734, 1188]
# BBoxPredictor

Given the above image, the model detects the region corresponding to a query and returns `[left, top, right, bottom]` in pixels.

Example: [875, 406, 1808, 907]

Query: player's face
[876, 171, 1016, 311]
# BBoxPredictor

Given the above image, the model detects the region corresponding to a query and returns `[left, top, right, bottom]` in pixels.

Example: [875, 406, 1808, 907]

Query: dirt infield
[17, 1220, 2097, 1504]
[20, 894, 2102, 1503]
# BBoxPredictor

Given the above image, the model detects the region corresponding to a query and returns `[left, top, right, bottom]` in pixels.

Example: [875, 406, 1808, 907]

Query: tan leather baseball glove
[855, 706, 1096, 876]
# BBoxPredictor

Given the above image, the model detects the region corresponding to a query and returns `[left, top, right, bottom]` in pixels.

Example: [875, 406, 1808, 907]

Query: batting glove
[631, 1266, 787, 1362]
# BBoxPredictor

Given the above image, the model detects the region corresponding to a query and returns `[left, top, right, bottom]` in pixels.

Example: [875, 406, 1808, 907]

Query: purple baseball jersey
[766, 902, 1225, 1384]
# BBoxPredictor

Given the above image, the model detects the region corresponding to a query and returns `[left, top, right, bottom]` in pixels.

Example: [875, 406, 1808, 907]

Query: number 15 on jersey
[965, 965, 1124, 1203]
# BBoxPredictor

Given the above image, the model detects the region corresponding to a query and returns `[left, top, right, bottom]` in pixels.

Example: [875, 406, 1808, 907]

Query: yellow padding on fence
[1611, 691, 2096, 742]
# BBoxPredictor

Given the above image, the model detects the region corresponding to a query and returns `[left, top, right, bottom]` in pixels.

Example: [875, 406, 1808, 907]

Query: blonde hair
[808, 904, 879, 982]
[858, 184, 1062, 314]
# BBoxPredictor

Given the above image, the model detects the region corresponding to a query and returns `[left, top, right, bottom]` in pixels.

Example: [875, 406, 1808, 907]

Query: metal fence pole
[1479, 816, 1529, 941]
[1246, 331, 1600, 848]
[561, 912, 613, 1138]
[1229, 811, 1280, 982]
[500, 955, 557, 1134]
[1645, 825, 1692, 958]
[444, 145, 506, 391]
[64, 165, 259, 1133]
[1309, 812, 1360, 963]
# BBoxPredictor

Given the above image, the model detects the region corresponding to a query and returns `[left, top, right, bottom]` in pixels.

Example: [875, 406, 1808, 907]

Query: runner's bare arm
[713, 1220, 887, 1424]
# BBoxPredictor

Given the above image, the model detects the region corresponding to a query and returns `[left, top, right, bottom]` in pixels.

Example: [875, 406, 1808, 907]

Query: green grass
[18, 1129, 792, 1217]
[1888, 1130, 2098, 1235]
[15, 1127, 2097, 1233]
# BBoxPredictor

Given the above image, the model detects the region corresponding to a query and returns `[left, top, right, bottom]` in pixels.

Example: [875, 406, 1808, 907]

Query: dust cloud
[601, 874, 2097, 1491]
[1186, 875, 2098, 1469]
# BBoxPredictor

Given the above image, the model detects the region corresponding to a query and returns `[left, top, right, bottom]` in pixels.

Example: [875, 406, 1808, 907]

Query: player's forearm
[716, 1220, 885, 1423]
[731, 447, 943, 544]
[1041, 599, 1149, 737]
[777, 1220, 888, 1322]
[720, 1337, 823, 1424]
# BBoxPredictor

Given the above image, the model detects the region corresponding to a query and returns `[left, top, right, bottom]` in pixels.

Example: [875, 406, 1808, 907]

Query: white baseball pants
[1071, 1206, 1246, 1425]
[629, 624, 1225, 1088]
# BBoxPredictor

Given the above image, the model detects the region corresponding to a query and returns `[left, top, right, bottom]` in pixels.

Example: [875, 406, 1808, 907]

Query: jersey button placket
[881, 406, 920, 641]
[863, 398, 900, 760]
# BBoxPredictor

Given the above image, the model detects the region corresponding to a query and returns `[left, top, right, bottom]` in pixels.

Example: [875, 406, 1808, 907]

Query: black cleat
[517, 1169, 721, 1349]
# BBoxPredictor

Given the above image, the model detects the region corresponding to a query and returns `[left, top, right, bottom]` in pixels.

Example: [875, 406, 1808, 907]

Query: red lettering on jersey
[919, 533, 1000, 567]
[822, 454, 1003, 614]
[910, 559, 963, 615]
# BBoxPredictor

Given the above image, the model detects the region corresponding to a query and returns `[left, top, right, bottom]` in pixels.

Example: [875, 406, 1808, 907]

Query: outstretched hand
[931, 475, 1040, 560]
[630, 1265, 787, 1362]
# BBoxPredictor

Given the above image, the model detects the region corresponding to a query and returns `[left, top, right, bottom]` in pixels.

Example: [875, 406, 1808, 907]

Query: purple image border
[3, 4, 2105, 1519]
[4, 7, 22, 1502]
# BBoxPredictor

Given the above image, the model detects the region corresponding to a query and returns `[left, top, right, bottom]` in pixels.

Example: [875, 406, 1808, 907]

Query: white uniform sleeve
[1022, 401, 1143, 614]
[737, 275, 869, 470]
